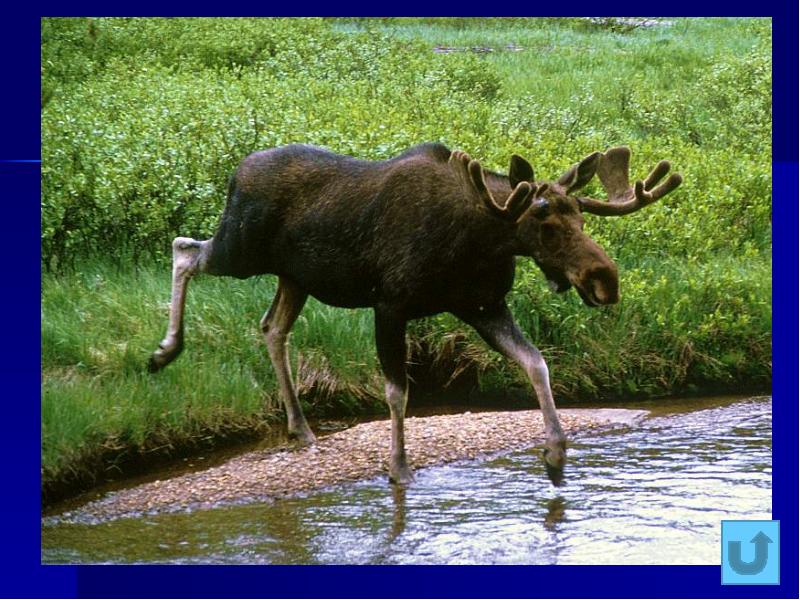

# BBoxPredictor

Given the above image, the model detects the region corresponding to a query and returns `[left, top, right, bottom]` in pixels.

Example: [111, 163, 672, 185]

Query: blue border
[5, 5, 796, 599]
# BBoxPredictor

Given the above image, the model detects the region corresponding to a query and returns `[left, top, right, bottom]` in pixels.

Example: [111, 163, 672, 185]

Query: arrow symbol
[728, 531, 772, 575]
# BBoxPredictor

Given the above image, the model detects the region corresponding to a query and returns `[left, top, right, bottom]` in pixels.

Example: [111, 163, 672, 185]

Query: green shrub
[42, 18, 771, 269]
[42, 18, 505, 267]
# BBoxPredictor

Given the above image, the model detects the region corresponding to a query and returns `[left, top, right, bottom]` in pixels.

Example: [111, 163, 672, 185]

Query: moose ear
[509, 154, 534, 188]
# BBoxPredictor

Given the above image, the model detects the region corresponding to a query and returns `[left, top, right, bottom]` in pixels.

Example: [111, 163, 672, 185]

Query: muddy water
[42, 396, 770, 565]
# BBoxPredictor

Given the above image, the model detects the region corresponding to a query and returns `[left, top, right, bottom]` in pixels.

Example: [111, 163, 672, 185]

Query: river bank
[43, 396, 771, 565]
[48, 408, 646, 523]
[42, 384, 770, 510]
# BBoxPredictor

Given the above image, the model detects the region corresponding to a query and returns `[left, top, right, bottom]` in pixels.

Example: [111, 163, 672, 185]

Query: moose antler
[450, 150, 547, 222]
[558, 151, 602, 194]
[575, 146, 683, 216]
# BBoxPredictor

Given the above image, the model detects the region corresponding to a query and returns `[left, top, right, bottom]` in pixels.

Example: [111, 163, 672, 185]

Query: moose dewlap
[148, 142, 682, 486]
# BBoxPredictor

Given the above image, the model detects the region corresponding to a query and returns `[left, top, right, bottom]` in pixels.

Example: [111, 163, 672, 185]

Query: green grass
[41, 261, 381, 483]
[41, 17, 771, 496]
[42, 253, 771, 492]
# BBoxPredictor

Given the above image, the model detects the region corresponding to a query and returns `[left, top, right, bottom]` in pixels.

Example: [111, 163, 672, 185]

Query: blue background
[5, 3, 796, 598]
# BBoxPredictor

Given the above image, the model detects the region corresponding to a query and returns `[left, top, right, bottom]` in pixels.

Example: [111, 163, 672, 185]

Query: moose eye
[530, 199, 549, 219]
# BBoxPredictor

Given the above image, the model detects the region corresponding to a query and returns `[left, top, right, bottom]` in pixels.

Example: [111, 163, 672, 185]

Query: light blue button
[721, 520, 779, 585]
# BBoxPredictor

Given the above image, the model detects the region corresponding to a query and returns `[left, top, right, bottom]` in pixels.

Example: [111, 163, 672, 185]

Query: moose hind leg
[149, 237, 213, 373]
[261, 277, 316, 446]
[374, 310, 414, 485]
[459, 304, 567, 486]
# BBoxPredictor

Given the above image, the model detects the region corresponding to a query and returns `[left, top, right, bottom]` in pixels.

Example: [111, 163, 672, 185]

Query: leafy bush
[42, 18, 503, 267]
[42, 18, 771, 269]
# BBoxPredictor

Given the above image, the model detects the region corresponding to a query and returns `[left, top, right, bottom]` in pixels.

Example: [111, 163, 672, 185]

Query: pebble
[58, 409, 629, 523]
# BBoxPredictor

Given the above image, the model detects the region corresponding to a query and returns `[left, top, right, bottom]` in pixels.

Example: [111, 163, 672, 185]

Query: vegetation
[41, 17, 771, 498]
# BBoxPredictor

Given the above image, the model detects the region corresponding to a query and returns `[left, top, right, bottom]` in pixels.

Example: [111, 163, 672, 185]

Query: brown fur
[149, 143, 681, 485]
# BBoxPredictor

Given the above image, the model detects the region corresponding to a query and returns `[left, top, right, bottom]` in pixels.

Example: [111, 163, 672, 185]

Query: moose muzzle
[574, 265, 620, 307]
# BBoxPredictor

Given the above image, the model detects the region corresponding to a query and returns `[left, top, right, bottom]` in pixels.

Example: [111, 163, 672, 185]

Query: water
[42, 396, 771, 565]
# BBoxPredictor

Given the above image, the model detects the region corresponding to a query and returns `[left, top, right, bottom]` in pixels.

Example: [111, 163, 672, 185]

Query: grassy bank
[41, 17, 771, 499]
[42, 253, 771, 498]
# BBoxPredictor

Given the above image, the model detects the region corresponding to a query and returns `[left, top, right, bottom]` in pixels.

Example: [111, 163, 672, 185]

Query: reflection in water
[544, 496, 566, 532]
[42, 397, 771, 565]
[390, 485, 407, 541]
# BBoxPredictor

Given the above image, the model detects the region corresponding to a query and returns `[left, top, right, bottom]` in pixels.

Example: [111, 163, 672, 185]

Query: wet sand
[55, 408, 646, 523]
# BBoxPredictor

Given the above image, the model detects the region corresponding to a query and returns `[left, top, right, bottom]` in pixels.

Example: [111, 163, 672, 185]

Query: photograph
[40, 17, 773, 570]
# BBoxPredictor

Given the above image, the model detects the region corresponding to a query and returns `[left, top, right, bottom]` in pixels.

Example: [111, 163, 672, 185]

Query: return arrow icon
[728, 531, 773, 575]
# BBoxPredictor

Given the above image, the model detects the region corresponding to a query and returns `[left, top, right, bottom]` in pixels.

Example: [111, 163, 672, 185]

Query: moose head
[450, 146, 683, 308]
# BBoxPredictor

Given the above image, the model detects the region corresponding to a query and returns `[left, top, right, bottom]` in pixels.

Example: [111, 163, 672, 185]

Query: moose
[149, 142, 681, 486]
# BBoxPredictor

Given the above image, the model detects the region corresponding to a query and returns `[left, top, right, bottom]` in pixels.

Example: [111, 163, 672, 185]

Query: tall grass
[42, 253, 770, 492]
[41, 17, 771, 496]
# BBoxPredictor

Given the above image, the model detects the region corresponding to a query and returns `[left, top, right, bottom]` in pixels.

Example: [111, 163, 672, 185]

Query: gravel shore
[57, 408, 646, 523]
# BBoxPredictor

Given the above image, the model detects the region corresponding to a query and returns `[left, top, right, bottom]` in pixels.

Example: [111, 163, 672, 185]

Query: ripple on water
[41, 397, 771, 565]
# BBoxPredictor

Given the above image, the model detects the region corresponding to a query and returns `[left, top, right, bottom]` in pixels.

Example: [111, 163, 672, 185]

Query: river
[42, 395, 771, 564]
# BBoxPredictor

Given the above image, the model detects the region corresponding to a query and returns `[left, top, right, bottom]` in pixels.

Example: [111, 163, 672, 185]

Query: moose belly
[380, 259, 517, 319]
[278, 265, 377, 309]
[274, 251, 516, 315]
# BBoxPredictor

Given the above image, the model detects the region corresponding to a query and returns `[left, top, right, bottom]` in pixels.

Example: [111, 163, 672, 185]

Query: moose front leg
[459, 303, 567, 485]
[374, 310, 414, 485]
[149, 237, 213, 372]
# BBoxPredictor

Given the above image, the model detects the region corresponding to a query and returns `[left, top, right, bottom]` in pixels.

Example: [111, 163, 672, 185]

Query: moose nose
[586, 266, 619, 305]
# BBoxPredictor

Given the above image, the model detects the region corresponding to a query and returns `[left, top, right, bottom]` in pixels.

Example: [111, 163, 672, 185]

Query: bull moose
[148, 142, 682, 485]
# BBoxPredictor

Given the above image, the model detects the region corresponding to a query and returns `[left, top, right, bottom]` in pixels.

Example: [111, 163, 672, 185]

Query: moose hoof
[147, 355, 161, 373]
[389, 465, 415, 487]
[288, 427, 317, 447]
[147, 341, 183, 373]
[147, 350, 172, 373]
[543, 443, 567, 487]
[147, 351, 176, 373]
